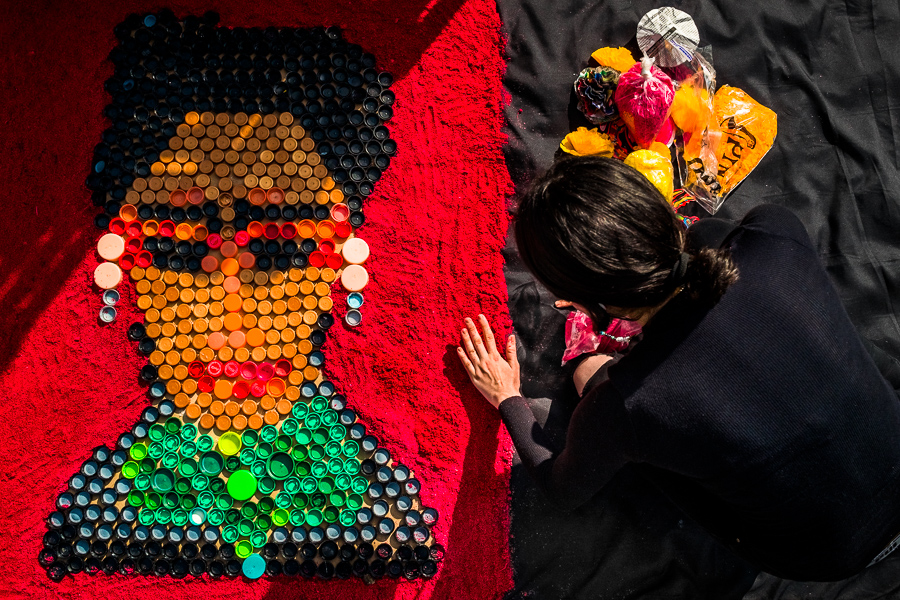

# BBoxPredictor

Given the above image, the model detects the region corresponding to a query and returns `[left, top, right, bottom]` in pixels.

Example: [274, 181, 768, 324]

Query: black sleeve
[731, 204, 815, 249]
[498, 381, 637, 510]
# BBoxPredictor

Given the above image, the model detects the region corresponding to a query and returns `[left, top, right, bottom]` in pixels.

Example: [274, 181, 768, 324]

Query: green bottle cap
[127, 490, 145, 507]
[280, 418, 299, 436]
[145, 492, 162, 510]
[274, 435, 292, 452]
[329, 424, 346, 441]
[216, 494, 234, 510]
[318, 477, 335, 494]
[291, 402, 308, 420]
[134, 473, 151, 491]
[180, 441, 197, 458]
[305, 509, 323, 526]
[295, 428, 312, 445]
[322, 506, 339, 523]
[305, 413, 322, 430]
[139, 510, 155, 526]
[256, 442, 273, 460]
[151, 468, 175, 492]
[122, 461, 140, 479]
[347, 493, 364, 510]
[173, 509, 189, 526]
[344, 458, 360, 475]
[309, 492, 326, 509]
[311, 462, 328, 478]
[163, 492, 180, 509]
[275, 491, 293, 509]
[312, 428, 328, 445]
[189, 507, 207, 526]
[290, 445, 308, 462]
[179, 458, 198, 477]
[258, 497, 275, 513]
[267, 452, 294, 480]
[163, 434, 181, 452]
[161, 452, 179, 469]
[250, 530, 268, 548]
[192, 473, 209, 491]
[350, 476, 368, 494]
[221, 525, 239, 543]
[224, 455, 241, 472]
[180, 423, 197, 441]
[207, 508, 225, 525]
[199, 451, 225, 476]
[140, 458, 156, 474]
[311, 396, 328, 412]
[327, 458, 343, 475]
[325, 441, 342, 458]
[294, 461, 311, 478]
[258, 476, 276, 495]
[284, 477, 301, 495]
[227, 469, 258, 501]
[328, 490, 345, 507]
[292, 493, 309, 509]
[289, 509, 305, 526]
[174, 477, 192, 494]
[217, 431, 242, 456]
[272, 508, 290, 526]
[241, 430, 259, 447]
[240, 502, 259, 519]
[342, 440, 360, 458]
[239, 448, 256, 466]
[238, 519, 255, 536]
[148, 442, 164, 459]
[148, 424, 166, 441]
[335, 474, 352, 490]
[308, 445, 325, 461]
[224, 508, 241, 525]
[209, 477, 226, 494]
[236, 539, 254, 558]
[339, 508, 357, 526]
[260, 425, 278, 443]
[255, 514, 272, 531]
[198, 491, 215, 508]
[196, 434, 214, 453]
[250, 461, 267, 478]
[180, 494, 197, 510]
[321, 410, 338, 427]
[300, 477, 318, 494]
[164, 417, 182, 435]
[129, 443, 149, 461]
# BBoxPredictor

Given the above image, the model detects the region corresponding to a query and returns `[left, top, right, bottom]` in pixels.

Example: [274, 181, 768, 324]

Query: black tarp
[496, 0, 900, 597]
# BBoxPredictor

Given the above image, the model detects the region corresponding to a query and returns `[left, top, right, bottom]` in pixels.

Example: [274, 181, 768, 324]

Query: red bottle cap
[274, 359, 292, 377]
[207, 360, 224, 377]
[233, 380, 251, 399]
[267, 187, 285, 204]
[309, 251, 326, 268]
[240, 361, 258, 380]
[330, 204, 350, 222]
[234, 231, 250, 247]
[248, 188, 267, 205]
[108, 218, 126, 235]
[220, 241, 239, 257]
[207, 234, 223, 249]
[125, 221, 143, 237]
[198, 376, 215, 393]
[280, 223, 297, 239]
[201, 256, 219, 273]
[188, 361, 206, 378]
[224, 361, 240, 378]
[125, 236, 143, 254]
[247, 221, 263, 238]
[257, 362, 275, 382]
[119, 253, 136, 270]
[238, 252, 256, 269]
[188, 187, 205, 205]
[136, 250, 154, 268]
[334, 222, 352, 239]
[264, 223, 280, 240]
[319, 240, 336, 254]
[158, 220, 176, 237]
[250, 381, 267, 398]
[169, 190, 187, 207]
[325, 253, 343, 270]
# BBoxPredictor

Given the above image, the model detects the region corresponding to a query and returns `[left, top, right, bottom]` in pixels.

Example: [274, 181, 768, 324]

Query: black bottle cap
[137, 557, 154, 574]
[300, 543, 316, 560]
[262, 542, 278, 559]
[199, 543, 217, 560]
[317, 561, 335, 580]
[319, 540, 338, 560]
[56, 542, 72, 560]
[38, 548, 56, 567]
[109, 540, 126, 557]
[256, 256, 272, 270]
[396, 545, 413, 561]
[190, 558, 207, 576]
[158, 237, 175, 253]
[265, 559, 283, 576]
[386, 559, 403, 578]
[139, 364, 158, 383]
[102, 557, 119, 575]
[429, 543, 445, 562]
[360, 459, 376, 476]
[339, 544, 356, 561]
[402, 560, 420, 580]
[283, 559, 300, 576]
[145, 541, 162, 558]
[351, 558, 368, 578]
[181, 543, 198, 559]
[219, 543, 236, 560]
[300, 559, 316, 578]
[335, 560, 352, 579]
[43, 530, 61, 547]
[67, 556, 84, 574]
[208, 560, 224, 578]
[369, 559, 386, 578]
[85, 556, 103, 575]
[357, 541, 374, 560]
[316, 313, 334, 330]
[225, 559, 241, 577]
[171, 558, 189, 578]
[264, 240, 280, 256]
[127, 543, 143, 558]
[91, 541, 108, 556]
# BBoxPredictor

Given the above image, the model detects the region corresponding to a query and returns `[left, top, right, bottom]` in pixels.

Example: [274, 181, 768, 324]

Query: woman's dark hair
[515, 155, 738, 328]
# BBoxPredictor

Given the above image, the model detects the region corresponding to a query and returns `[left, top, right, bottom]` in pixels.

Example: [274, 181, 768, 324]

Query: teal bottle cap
[267, 452, 294, 480]
[227, 469, 258, 501]
[260, 425, 278, 443]
[291, 402, 308, 420]
[290, 445, 308, 462]
[174, 477, 192, 494]
[209, 477, 226, 494]
[148, 424, 166, 442]
[189, 507, 207, 526]
[163, 434, 181, 452]
[300, 477, 318, 494]
[139, 510, 155, 526]
[311, 396, 328, 412]
[295, 428, 312, 445]
[327, 458, 343, 475]
[129, 442, 148, 461]
[179, 458, 198, 477]
[192, 473, 209, 491]
[122, 461, 140, 479]
[180, 441, 197, 458]
[250, 461, 267, 478]
[275, 491, 293, 508]
[240, 448, 256, 466]
[258, 476, 276, 494]
[154, 507, 171, 524]
[221, 524, 239, 543]
[240, 502, 258, 519]
[323, 506, 340, 523]
[207, 508, 225, 525]
[342, 440, 360, 458]
[312, 428, 328, 445]
[335, 474, 352, 490]
[198, 491, 215, 508]
[289, 509, 305, 526]
[127, 490, 145, 507]
[294, 461, 311, 478]
[344, 458, 361, 475]
[305, 413, 322, 429]
[151, 468, 175, 492]
[162, 452, 180, 469]
[311, 462, 328, 478]
[163, 492, 180, 509]
[241, 430, 259, 447]
[250, 530, 268, 548]
[224, 508, 241, 525]
[258, 497, 275, 513]
[308, 445, 325, 461]
[134, 473, 151, 491]
[145, 492, 162, 510]
[310, 493, 326, 509]
[140, 458, 156, 474]
[216, 494, 234, 509]
[256, 442, 273, 460]
[325, 441, 342, 458]
[180, 423, 197, 441]
[238, 519, 255, 536]
[306, 509, 323, 526]
[339, 508, 357, 526]
[180, 494, 198, 510]
[329, 490, 345, 507]
[172, 509, 188, 526]
[329, 424, 346, 441]
[200, 451, 225, 475]
[351, 476, 369, 494]
[148, 442, 164, 459]
[321, 410, 339, 427]
[347, 493, 363, 510]
[242, 553, 266, 579]
[280, 418, 299, 436]
[196, 434, 214, 452]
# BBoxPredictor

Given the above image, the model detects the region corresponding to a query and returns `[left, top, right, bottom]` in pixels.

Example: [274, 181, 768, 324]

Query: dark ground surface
[496, 0, 900, 598]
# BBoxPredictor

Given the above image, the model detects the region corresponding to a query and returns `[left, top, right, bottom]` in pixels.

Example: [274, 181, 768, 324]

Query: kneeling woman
[457, 156, 900, 581]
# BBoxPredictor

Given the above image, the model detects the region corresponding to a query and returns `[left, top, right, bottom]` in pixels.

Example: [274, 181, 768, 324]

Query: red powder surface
[0, 1, 514, 599]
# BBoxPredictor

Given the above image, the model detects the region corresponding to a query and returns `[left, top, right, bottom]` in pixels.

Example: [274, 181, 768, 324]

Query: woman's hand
[457, 314, 521, 409]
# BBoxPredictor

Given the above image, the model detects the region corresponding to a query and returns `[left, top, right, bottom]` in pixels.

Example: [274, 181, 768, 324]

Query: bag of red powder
[613, 56, 676, 148]
[562, 310, 643, 365]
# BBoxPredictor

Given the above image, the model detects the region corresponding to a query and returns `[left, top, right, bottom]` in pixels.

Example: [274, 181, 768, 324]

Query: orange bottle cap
[223, 294, 243, 313]
[199, 414, 216, 430]
[142, 220, 160, 236]
[317, 220, 336, 239]
[175, 223, 194, 240]
[223, 276, 241, 294]
[193, 224, 209, 241]
[207, 331, 226, 350]
[94, 262, 123, 289]
[238, 252, 256, 269]
[267, 187, 285, 204]
[246, 328, 266, 347]
[97, 234, 126, 261]
[119, 204, 138, 222]
[169, 189, 188, 206]
[248, 187, 267, 205]
[214, 380, 233, 400]
[221, 258, 239, 276]
[216, 415, 233, 431]
[297, 220, 317, 239]
[228, 330, 247, 348]
[247, 221, 264, 237]
[340, 264, 369, 292]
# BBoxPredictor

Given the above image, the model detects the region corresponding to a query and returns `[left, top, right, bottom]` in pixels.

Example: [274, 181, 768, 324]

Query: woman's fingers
[461, 327, 479, 363]
[505, 334, 519, 367]
[478, 314, 497, 353]
[555, 300, 574, 308]
[465, 317, 488, 359]
[457, 346, 475, 373]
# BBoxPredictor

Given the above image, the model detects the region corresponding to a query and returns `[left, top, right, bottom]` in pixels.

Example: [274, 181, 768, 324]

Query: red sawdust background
[0, 1, 514, 598]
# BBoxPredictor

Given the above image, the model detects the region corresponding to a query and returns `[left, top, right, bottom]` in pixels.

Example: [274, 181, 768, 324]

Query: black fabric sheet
[496, 0, 900, 598]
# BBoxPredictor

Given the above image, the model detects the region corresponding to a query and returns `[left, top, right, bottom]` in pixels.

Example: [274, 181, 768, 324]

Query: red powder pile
[0, 1, 514, 598]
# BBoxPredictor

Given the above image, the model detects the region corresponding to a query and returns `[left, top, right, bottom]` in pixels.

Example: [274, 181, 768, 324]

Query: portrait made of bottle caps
[41, 11, 444, 583]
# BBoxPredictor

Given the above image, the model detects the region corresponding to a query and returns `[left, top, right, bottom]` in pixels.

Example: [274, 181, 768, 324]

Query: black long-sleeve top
[500, 204, 900, 580]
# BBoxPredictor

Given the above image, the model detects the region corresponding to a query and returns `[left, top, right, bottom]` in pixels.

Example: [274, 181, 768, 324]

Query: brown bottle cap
[215, 113, 230, 126]
[215, 135, 231, 150]
[206, 124, 220, 137]
[247, 138, 262, 152]
[200, 111, 215, 126]
[200, 138, 216, 152]
[191, 123, 206, 138]
[234, 112, 249, 126]
[266, 137, 281, 151]
[168, 136, 184, 150]
[183, 136, 198, 151]
[307, 153, 321, 167]
[251, 162, 267, 177]
[177, 123, 192, 137]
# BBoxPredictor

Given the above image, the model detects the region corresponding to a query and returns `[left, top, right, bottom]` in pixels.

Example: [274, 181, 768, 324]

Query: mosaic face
[41, 12, 442, 582]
